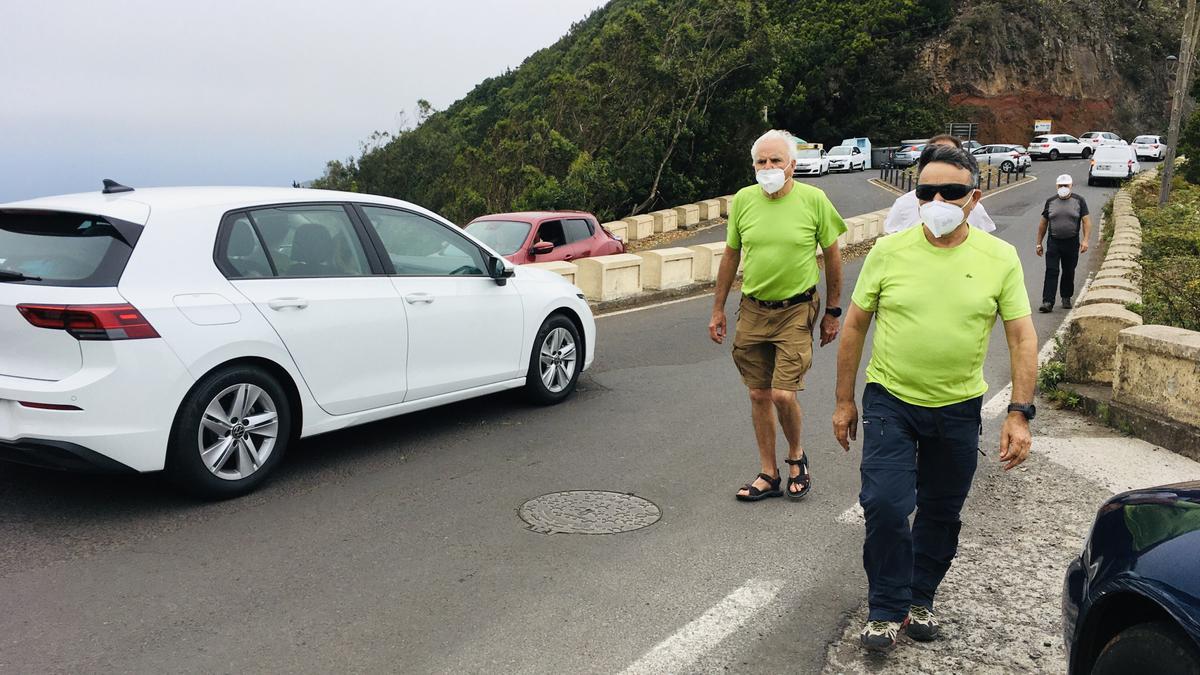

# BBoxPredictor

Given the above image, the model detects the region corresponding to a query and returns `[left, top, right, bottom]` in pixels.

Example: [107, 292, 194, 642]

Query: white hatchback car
[794, 148, 830, 176]
[1028, 134, 1092, 160]
[1132, 135, 1168, 160]
[1080, 131, 1127, 151]
[826, 146, 866, 172]
[1088, 145, 1141, 185]
[0, 184, 595, 497]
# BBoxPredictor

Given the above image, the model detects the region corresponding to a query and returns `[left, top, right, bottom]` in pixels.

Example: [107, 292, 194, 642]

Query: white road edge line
[620, 578, 784, 675]
[596, 293, 715, 319]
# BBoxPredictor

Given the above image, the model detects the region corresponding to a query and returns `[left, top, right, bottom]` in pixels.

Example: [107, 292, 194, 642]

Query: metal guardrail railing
[877, 158, 1029, 193]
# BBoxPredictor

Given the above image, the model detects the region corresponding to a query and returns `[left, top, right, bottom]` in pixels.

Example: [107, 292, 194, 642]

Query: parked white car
[970, 144, 1032, 172]
[1028, 134, 1092, 160]
[1080, 131, 1127, 150]
[794, 148, 830, 176]
[827, 145, 866, 172]
[1088, 145, 1141, 185]
[0, 184, 595, 497]
[1132, 135, 1168, 160]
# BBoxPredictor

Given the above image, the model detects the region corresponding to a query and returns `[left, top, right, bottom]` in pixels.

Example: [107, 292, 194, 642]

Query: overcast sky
[0, 0, 608, 202]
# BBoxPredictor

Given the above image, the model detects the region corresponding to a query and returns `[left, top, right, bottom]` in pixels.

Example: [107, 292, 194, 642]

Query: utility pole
[1161, 0, 1200, 205]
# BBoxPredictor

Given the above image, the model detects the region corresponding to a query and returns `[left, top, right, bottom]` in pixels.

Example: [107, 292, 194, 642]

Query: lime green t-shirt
[850, 225, 1032, 407]
[727, 183, 847, 301]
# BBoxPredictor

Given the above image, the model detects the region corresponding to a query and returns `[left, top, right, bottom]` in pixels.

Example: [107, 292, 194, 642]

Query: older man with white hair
[709, 129, 846, 502]
[1035, 173, 1092, 312]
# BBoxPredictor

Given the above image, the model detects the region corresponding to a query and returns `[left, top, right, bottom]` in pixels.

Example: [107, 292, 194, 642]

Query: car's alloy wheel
[525, 315, 582, 405]
[1001, 160, 1014, 172]
[198, 383, 279, 481]
[1050, 149, 1060, 160]
[168, 365, 292, 499]
[539, 327, 577, 394]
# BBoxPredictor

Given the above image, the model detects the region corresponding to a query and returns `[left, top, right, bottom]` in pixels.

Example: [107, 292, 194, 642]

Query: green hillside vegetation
[313, 0, 1188, 224]
[313, 0, 954, 223]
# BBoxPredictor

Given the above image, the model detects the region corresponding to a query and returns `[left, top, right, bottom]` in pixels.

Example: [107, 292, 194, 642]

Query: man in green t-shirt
[832, 145, 1038, 653]
[709, 129, 847, 502]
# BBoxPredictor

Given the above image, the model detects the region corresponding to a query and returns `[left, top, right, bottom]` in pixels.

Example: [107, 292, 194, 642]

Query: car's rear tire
[525, 314, 583, 405]
[1087, 175, 1096, 187]
[1001, 160, 1014, 173]
[1091, 621, 1200, 675]
[1050, 149, 1061, 160]
[1081, 148, 1092, 159]
[167, 365, 292, 499]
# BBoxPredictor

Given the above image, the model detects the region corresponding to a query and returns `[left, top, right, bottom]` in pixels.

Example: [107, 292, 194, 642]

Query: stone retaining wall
[1061, 168, 1200, 453]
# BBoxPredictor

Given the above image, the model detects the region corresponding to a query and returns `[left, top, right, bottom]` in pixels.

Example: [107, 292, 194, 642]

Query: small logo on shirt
[966, 273, 974, 279]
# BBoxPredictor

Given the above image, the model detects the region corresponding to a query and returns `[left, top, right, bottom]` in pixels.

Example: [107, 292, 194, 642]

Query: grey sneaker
[905, 605, 939, 642]
[1038, 302, 1053, 313]
[1062, 296, 1073, 309]
[860, 619, 904, 652]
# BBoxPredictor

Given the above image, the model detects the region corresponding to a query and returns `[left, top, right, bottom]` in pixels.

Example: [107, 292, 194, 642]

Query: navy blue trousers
[859, 383, 981, 622]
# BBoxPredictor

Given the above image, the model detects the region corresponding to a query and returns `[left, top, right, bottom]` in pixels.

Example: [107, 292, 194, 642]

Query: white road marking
[620, 579, 783, 675]
[595, 293, 715, 319]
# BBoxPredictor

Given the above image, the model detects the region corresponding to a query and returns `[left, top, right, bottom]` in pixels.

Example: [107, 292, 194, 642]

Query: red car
[464, 211, 625, 265]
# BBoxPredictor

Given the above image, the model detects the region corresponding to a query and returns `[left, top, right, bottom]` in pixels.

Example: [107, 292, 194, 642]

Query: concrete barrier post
[1114, 325, 1200, 428]
[1064, 303, 1143, 385]
[523, 260, 579, 285]
[602, 220, 628, 243]
[649, 209, 678, 234]
[622, 214, 655, 241]
[688, 242, 725, 282]
[673, 204, 701, 229]
[637, 248, 695, 290]
[576, 254, 643, 301]
[697, 199, 722, 221]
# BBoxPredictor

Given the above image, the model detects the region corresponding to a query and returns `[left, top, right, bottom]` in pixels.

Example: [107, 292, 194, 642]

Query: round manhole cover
[519, 490, 661, 535]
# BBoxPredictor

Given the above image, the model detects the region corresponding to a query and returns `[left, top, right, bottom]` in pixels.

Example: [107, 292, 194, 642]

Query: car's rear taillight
[1011, 152, 1019, 158]
[1128, 160, 1134, 167]
[1090, 160, 1096, 166]
[16, 303, 160, 340]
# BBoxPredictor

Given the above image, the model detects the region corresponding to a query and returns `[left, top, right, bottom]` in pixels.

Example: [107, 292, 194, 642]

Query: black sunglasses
[915, 183, 976, 201]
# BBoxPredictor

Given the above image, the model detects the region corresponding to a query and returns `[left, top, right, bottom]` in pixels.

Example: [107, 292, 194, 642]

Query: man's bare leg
[737, 387, 780, 497]
[772, 389, 806, 493]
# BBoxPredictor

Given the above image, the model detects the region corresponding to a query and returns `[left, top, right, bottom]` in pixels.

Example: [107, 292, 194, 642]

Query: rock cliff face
[920, 0, 1182, 142]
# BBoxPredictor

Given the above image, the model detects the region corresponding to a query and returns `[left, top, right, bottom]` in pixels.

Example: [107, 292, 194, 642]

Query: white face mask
[1057, 187, 1071, 198]
[919, 200, 967, 238]
[756, 168, 787, 194]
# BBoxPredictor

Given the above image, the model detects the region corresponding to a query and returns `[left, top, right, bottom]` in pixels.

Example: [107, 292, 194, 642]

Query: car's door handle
[267, 297, 309, 311]
[404, 293, 435, 305]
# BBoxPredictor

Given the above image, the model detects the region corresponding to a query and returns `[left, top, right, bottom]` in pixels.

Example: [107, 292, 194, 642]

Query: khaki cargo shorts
[731, 293, 819, 391]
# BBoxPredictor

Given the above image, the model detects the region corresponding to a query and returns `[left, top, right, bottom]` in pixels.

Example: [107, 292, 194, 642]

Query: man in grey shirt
[1036, 174, 1092, 312]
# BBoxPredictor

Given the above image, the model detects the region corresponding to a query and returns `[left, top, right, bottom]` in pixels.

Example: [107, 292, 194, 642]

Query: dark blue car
[1063, 480, 1200, 674]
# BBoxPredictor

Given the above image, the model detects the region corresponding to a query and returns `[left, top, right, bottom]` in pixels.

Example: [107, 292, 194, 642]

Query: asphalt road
[0, 158, 1134, 673]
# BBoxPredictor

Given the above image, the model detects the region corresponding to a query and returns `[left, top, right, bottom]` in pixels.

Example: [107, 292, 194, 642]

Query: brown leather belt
[745, 287, 816, 309]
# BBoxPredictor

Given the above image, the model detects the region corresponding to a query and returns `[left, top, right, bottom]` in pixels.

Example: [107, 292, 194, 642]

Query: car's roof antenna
[102, 179, 134, 194]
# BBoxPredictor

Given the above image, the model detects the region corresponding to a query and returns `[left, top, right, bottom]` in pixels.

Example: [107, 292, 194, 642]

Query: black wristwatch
[824, 306, 843, 318]
[1007, 402, 1036, 421]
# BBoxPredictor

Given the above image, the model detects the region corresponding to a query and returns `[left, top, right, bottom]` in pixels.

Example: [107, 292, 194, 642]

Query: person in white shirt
[883, 134, 995, 234]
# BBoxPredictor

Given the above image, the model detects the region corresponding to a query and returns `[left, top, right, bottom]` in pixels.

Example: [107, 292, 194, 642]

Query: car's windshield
[828, 147, 852, 156]
[796, 149, 821, 158]
[464, 220, 532, 256]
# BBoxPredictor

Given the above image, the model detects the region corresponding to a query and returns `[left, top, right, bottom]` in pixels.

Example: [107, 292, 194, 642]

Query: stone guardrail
[526, 194, 890, 302]
[1060, 168, 1200, 457]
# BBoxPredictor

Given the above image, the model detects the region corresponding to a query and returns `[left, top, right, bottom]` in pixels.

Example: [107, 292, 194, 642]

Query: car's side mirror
[489, 256, 515, 285]
[531, 241, 555, 256]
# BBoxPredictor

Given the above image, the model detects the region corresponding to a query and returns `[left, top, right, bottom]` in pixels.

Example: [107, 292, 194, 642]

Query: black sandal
[735, 472, 782, 502]
[785, 455, 811, 500]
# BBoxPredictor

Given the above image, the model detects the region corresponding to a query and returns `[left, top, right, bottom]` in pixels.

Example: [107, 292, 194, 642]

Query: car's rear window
[0, 211, 139, 287]
[1095, 146, 1130, 160]
[1134, 136, 1157, 144]
[1032, 136, 1050, 143]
